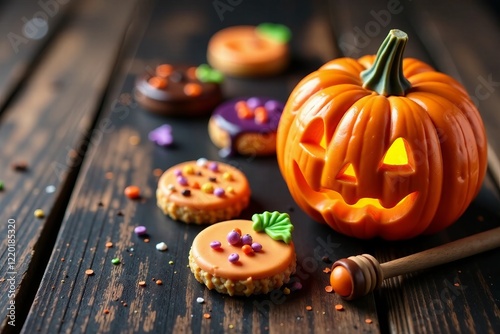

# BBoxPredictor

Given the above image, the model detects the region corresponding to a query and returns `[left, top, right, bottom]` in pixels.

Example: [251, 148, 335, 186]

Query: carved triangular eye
[336, 163, 357, 184]
[380, 138, 414, 173]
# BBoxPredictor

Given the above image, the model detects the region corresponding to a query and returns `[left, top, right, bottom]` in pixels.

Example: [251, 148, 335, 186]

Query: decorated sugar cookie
[134, 63, 223, 116]
[207, 23, 291, 77]
[189, 211, 296, 296]
[156, 158, 251, 224]
[208, 97, 284, 157]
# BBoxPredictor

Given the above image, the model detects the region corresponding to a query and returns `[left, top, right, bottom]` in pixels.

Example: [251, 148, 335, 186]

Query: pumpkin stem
[360, 29, 411, 96]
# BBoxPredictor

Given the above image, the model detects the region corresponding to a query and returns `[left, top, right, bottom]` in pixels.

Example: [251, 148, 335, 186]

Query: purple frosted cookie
[208, 97, 284, 157]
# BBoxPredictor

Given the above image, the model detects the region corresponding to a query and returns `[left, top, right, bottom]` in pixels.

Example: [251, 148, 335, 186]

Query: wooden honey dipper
[330, 227, 500, 300]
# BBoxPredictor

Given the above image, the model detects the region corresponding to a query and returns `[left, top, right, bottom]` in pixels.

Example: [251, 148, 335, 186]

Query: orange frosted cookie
[156, 158, 251, 224]
[207, 23, 291, 77]
[189, 211, 296, 296]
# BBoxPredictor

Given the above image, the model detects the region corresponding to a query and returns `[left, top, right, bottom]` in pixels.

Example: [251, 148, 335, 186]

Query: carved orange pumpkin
[277, 30, 487, 240]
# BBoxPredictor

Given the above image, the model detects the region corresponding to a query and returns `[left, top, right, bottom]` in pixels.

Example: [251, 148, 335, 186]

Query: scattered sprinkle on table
[306, 306, 313, 311]
[156, 279, 163, 285]
[34, 209, 45, 218]
[335, 304, 344, 311]
[105, 242, 113, 248]
[168, 260, 174, 265]
[149, 124, 174, 147]
[283, 287, 290, 295]
[365, 319, 373, 324]
[105, 172, 114, 179]
[325, 285, 333, 293]
[12, 161, 28, 171]
[45, 185, 56, 193]
[129, 135, 141, 145]
[134, 225, 147, 235]
[153, 168, 163, 177]
[454, 282, 460, 287]
[85, 269, 94, 276]
[203, 313, 211, 319]
[229, 325, 234, 329]
[143, 238, 150, 243]
[323, 267, 331, 274]
[112, 258, 121, 265]
[156, 242, 168, 251]
[104, 309, 110, 314]
[196, 297, 205, 304]
[124, 185, 141, 199]
[138, 281, 147, 287]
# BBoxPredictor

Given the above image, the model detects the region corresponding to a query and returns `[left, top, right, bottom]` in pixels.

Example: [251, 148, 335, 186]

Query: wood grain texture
[21, 0, 380, 333]
[0, 0, 76, 113]
[0, 0, 141, 332]
[328, 0, 500, 333]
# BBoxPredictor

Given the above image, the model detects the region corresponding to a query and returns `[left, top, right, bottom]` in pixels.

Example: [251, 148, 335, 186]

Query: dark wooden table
[1, 0, 499, 333]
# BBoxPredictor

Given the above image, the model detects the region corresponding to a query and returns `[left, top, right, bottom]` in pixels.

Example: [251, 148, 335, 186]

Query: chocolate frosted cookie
[208, 97, 284, 157]
[134, 63, 223, 116]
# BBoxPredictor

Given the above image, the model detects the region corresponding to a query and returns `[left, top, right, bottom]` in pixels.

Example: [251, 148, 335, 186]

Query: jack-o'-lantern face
[276, 30, 487, 240]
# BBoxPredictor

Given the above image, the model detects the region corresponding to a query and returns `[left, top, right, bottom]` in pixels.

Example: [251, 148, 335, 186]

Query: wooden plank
[328, 0, 500, 333]
[0, 0, 77, 113]
[0, 0, 142, 332]
[22, 0, 380, 333]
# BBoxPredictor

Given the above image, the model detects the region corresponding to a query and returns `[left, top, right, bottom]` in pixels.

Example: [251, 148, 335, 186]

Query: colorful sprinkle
[241, 234, 253, 245]
[246, 97, 262, 109]
[227, 231, 241, 245]
[138, 281, 147, 287]
[156, 279, 163, 285]
[254, 106, 269, 124]
[134, 226, 147, 236]
[283, 287, 290, 295]
[325, 285, 333, 293]
[207, 162, 218, 172]
[104, 309, 110, 314]
[236, 101, 253, 119]
[203, 313, 211, 319]
[184, 83, 202, 96]
[201, 183, 214, 193]
[181, 189, 191, 197]
[183, 165, 195, 175]
[251, 242, 262, 252]
[214, 188, 225, 197]
[156, 64, 173, 77]
[167, 184, 175, 192]
[196, 158, 208, 167]
[12, 161, 28, 171]
[177, 175, 188, 186]
[0, 181, 6, 191]
[365, 319, 373, 324]
[45, 185, 56, 193]
[156, 242, 168, 251]
[210, 241, 222, 250]
[149, 124, 173, 147]
[124, 186, 141, 199]
[306, 305, 313, 311]
[34, 209, 45, 219]
[335, 304, 344, 311]
[153, 169, 163, 177]
[242, 244, 253, 255]
[112, 258, 121, 265]
[85, 269, 94, 276]
[174, 169, 182, 176]
[105, 242, 113, 248]
[228, 253, 239, 263]
[196, 297, 205, 304]
[233, 228, 242, 235]
[226, 186, 234, 194]
[222, 172, 233, 181]
[195, 64, 223, 83]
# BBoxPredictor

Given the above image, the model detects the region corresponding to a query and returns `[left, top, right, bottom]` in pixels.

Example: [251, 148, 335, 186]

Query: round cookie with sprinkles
[134, 63, 223, 116]
[208, 97, 284, 157]
[189, 211, 296, 296]
[156, 158, 251, 224]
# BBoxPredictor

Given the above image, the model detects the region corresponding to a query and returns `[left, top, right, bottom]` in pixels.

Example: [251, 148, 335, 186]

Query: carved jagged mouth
[292, 162, 418, 221]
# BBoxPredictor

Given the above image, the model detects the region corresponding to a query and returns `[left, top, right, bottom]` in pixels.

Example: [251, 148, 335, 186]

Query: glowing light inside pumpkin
[337, 163, 357, 183]
[383, 138, 408, 165]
